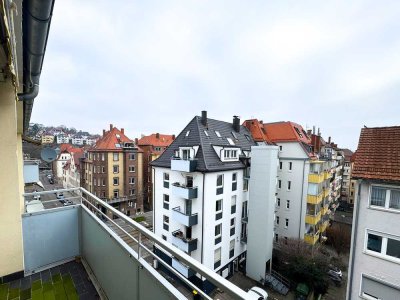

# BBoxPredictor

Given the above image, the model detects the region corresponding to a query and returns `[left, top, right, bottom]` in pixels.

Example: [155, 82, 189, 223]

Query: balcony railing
[171, 158, 198, 172]
[22, 188, 249, 300]
[305, 211, 321, 225]
[307, 191, 323, 204]
[171, 183, 198, 199]
[172, 207, 198, 227]
[304, 232, 320, 245]
[171, 230, 198, 253]
[308, 173, 324, 183]
[172, 257, 196, 278]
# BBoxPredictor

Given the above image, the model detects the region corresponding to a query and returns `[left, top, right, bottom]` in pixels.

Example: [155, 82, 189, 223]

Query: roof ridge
[195, 116, 209, 171]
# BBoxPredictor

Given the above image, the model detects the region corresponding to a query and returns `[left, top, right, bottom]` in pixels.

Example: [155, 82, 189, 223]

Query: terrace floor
[0, 261, 98, 300]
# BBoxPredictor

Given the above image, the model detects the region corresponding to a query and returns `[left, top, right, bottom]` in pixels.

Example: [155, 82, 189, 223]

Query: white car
[247, 287, 268, 300]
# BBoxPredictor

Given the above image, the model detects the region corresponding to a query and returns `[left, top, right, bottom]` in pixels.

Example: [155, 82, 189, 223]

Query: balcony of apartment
[171, 182, 198, 200]
[172, 257, 196, 278]
[304, 231, 320, 245]
[319, 220, 329, 233]
[323, 188, 330, 198]
[20, 188, 248, 300]
[307, 191, 323, 205]
[305, 211, 321, 225]
[171, 230, 198, 253]
[308, 173, 324, 184]
[171, 157, 197, 172]
[240, 234, 247, 244]
[323, 171, 331, 180]
[321, 203, 329, 216]
[172, 207, 198, 227]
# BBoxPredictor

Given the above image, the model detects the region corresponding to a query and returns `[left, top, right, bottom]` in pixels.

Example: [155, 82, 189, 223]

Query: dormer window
[222, 148, 239, 161]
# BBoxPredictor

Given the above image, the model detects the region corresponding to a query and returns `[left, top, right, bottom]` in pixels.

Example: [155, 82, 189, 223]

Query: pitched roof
[138, 134, 175, 147]
[352, 126, 400, 181]
[262, 121, 312, 144]
[341, 148, 354, 161]
[91, 126, 132, 151]
[242, 119, 272, 144]
[151, 116, 256, 172]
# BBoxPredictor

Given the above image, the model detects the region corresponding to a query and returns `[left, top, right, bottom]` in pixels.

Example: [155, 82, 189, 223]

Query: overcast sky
[32, 0, 400, 151]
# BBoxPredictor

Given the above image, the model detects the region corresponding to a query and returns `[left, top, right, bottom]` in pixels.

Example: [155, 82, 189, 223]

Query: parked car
[33, 190, 41, 200]
[46, 174, 52, 179]
[63, 200, 73, 206]
[247, 287, 268, 300]
[328, 265, 342, 278]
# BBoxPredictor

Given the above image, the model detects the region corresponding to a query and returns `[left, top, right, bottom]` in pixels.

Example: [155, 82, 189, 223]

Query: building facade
[62, 150, 84, 189]
[347, 126, 400, 299]
[151, 112, 277, 290]
[137, 133, 175, 211]
[41, 135, 54, 144]
[81, 125, 144, 216]
[341, 148, 356, 204]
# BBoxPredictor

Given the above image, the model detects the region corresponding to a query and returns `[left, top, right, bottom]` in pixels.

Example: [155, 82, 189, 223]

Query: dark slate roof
[151, 116, 256, 172]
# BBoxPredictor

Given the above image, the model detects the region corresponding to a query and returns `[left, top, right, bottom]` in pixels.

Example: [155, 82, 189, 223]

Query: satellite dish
[41, 147, 57, 162]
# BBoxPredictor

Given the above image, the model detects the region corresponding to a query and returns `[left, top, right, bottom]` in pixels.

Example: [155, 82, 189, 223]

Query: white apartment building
[54, 151, 72, 179]
[151, 112, 278, 292]
[62, 151, 83, 189]
[347, 126, 400, 299]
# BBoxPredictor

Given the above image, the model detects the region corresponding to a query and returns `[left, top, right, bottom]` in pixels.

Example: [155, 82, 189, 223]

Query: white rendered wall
[275, 142, 309, 240]
[246, 145, 279, 281]
[347, 181, 400, 299]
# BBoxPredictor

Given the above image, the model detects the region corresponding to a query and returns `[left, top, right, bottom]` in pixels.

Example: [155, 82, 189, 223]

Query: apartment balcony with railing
[307, 191, 323, 204]
[308, 173, 324, 183]
[172, 207, 198, 227]
[305, 211, 322, 225]
[19, 188, 249, 300]
[304, 232, 320, 245]
[171, 230, 198, 253]
[171, 157, 198, 172]
[171, 182, 198, 199]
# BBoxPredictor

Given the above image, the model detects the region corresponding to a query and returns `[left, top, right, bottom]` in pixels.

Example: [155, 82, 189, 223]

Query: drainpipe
[17, 0, 55, 131]
[346, 179, 362, 300]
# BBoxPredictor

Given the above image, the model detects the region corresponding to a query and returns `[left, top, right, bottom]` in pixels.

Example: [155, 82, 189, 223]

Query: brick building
[81, 124, 144, 216]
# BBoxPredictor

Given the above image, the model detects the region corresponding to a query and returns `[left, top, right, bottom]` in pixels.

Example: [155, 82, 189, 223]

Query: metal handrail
[172, 206, 198, 217]
[24, 187, 250, 300]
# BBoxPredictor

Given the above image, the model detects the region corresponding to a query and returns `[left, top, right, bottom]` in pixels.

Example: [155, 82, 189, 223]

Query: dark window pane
[367, 234, 382, 253]
[389, 190, 400, 209]
[387, 238, 400, 259]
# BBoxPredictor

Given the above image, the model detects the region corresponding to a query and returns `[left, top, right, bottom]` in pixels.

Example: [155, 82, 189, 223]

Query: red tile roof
[262, 121, 311, 144]
[137, 133, 175, 147]
[242, 119, 272, 144]
[352, 126, 400, 181]
[91, 126, 132, 151]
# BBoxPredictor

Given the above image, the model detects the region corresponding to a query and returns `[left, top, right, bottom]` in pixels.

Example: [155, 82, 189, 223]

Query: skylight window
[185, 130, 190, 137]
[245, 135, 251, 141]
[231, 131, 238, 139]
[204, 130, 209, 137]
[294, 127, 303, 138]
[115, 143, 121, 148]
[215, 131, 221, 138]
[116, 134, 120, 139]
[227, 137, 235, 145]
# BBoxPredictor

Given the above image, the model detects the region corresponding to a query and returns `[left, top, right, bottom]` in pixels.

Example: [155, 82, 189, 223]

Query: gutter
[17, 0, 55, 131]
[346, 179, 362, 300]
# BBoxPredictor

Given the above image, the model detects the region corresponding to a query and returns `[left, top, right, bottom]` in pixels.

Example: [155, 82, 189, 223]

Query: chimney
[328, 136, 331, 143]
[103, 129, 106, 136]
[172, 135, 176, 140]
[121, 128, 124, 134]
[233, 116, 240, 132]
[201, 111, 207, 126]
[260, 120, 263, 124]
[135, 138, 138, 145]
[313, 126, 315, 135]
[156, 133, 160, 139]
[318, 128, 321, 136]
[109, 124, 113, 130]
[307, 129, 312, 135]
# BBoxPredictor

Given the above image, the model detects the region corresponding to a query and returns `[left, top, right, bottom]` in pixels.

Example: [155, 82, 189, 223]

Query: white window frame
[364, 229, 400, 264]
[129, 177, 135, 185]
[216, 199, 223, 213]
[113, 177, 119, 186]
[129, 165, 135, 172]
[215, 224, 222, 239]
[129, 153, 135, 160]
[113, 165, 119, 174]
[369, 184, 400, 212]
[113, 153, 119, 161]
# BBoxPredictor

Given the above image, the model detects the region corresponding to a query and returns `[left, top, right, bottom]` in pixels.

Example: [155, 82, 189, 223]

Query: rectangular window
[129, 153, 135, 160]
[113, 165, 119, 173]
[216, 199, 223, 220]
[229, 239, 235, 258]
[163, 194, 169, 209]
[102, 178, 106, 186]
[230, 218, 236, 237]
[163, 215, 169, 231]
[163, 173, 169, 188]
[129, 165, 135, 172]
[129, 177, 135, 184]
[361, 274, 400, 300]
[242, 201, 248, 219]
[162, 235, 167, 241]
[285, 218, 289, 228]
[289, 162, 293, 171]
[113, 153, 119, 161]
[387, 238, 400, 259]
[279, 162, 282, 170]
[275, 234, 278, 242]
[113, 189, 119, 198]
[366, 231, 400, 261]
[390, 189, 400, 209]
[102, 166, 105, 173]
[231, 195, 237, 214]
[287, 181, 291, 190]
[215, 224, 222, 245]
[97, 166, 100, 173]
[370, 186, 386, 207]
[101, 153, 105, 161]
[286, 200, 290, 209]
[279, 145, 282, 151]
[232, 173, 237, 191]
[278, 180, 281, 189]
[367, 233, 383, 253]
[276, 216, 279, 225]
[216, 174, 224, 195]
[130, 189, 135, 196]
[113, 177, 119, 185]
[94, 178, 97, 186]
[214, 248, 221, 269]
[277, 198, 280, 207]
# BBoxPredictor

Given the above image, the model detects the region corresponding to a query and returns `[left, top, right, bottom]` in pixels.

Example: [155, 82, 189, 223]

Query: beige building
[41, 135, 54, 144]
[0, 0, 53, 280]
